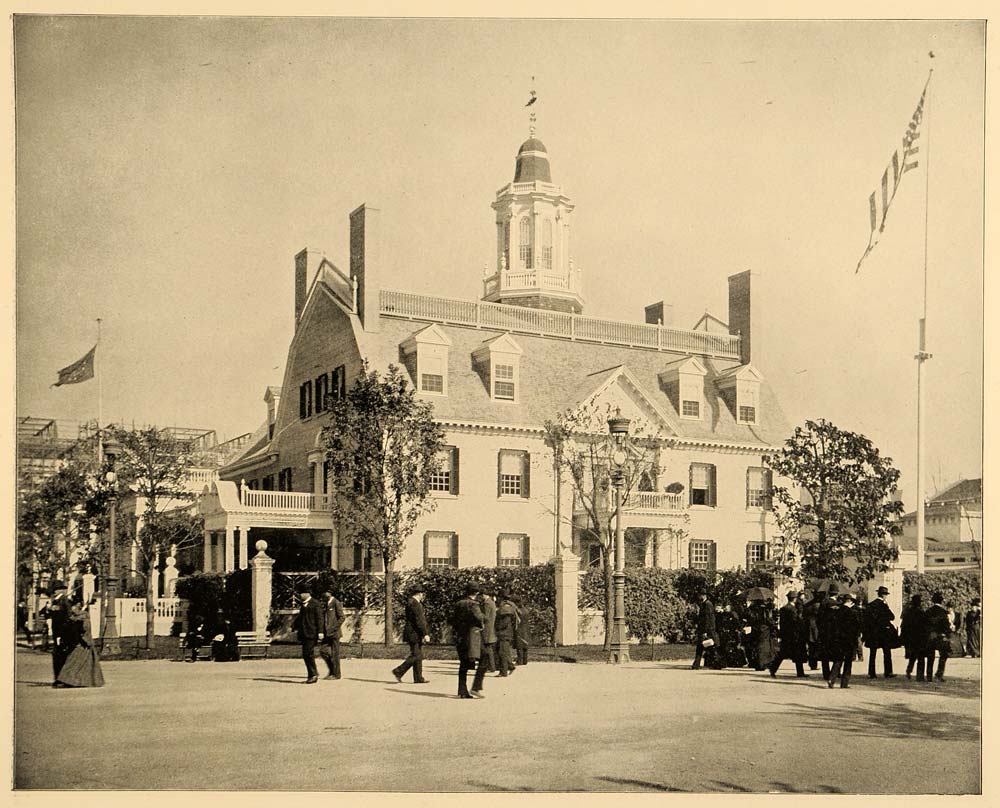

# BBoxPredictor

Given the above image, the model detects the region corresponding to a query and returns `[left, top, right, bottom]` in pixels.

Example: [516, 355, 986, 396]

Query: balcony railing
[240, 488, 332, 512]
[186, 468, 219, 489]
[625, 491, 686, 512]
[482, 269, 578, 299]
[380, 289, 741, 359]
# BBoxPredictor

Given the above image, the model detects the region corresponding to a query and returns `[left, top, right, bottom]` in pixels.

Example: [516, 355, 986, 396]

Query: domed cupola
[514, 137, 552, 183]
[483, 123, 583, 315]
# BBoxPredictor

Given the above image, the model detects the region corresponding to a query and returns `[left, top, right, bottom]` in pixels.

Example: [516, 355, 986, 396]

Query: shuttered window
[314, 374, 329, 413]
[746, 541, 767, 568]
[498, 450, 530, 498]
[689, 540, 717, 571]
[424, 531, 458, 568]
[689, 463, 717, 507]
[746, 467, 772, 509]
[430, 446, 459, 494]
[497, 533, 529, 567]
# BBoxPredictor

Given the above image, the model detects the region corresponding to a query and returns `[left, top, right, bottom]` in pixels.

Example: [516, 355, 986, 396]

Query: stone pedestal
[250, 541, 274, 637]
[551, 551, 580, 646]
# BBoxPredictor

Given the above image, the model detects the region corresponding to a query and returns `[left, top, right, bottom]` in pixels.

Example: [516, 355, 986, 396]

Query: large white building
[200, 131, 792, 576]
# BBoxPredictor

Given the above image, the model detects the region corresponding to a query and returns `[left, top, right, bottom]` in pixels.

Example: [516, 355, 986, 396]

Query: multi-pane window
[689, 540, 716, 571]
[330, 365, 346, 402]
[519, 216, 533, 268]
[429, 447, 459, 494]
[540, 219, 553, 269]
[689, 463, 717, 507]
[746, 541, 767, 568]
[739, 405, 757, 424]
[419, 354, 446, 395]
[498, 450, 530, 498]
[314, 374, 329, 413]
[682, 400, 700, 418]
[278, 468, 293, 492]
[261, 474, 275, 491]
[746, 467, 773, 509]
[497, 533, 529, 567]
[299, 382, 313, 419]
[494, 364, 515, 400]
[424, 531, 458, 568]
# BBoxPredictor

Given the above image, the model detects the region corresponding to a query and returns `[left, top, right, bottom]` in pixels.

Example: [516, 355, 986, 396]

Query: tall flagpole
[915, 68, 934, 575]
[97, 318, 104, 464]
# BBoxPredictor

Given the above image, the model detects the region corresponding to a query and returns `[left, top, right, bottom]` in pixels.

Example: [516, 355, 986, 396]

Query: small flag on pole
[52, 345, 96, 387]
[856, 76, 930, 273]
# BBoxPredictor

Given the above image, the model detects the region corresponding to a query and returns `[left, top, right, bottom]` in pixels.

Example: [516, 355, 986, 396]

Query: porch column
[313, 461, 323, 495]
[239, 526, 250, 570]
[224, 525, 235, 573]
[203, 528, 211, 572]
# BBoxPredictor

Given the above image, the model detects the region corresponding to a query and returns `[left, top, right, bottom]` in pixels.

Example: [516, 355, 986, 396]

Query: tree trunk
[145, 556, 157, 650]
[603, 548, 613, 651]
[383, 556, 394, 647]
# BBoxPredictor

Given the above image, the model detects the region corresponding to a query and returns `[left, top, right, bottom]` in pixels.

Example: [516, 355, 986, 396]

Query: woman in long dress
[56, 598, 105, 688]
[945, 602, 965, 657]
[746, 600, 777, 671]
[965, 598, 982, 658]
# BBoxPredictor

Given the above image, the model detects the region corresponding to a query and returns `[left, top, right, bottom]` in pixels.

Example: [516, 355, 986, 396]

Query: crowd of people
[691, 584, 982, 689]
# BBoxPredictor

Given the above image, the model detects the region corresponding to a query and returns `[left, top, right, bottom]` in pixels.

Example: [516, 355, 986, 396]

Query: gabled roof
[568, 364, 679, 437]
[472, 332, 523, 363]
[401, 323, 453, 353]
[714, 363, 764, 386]
[264, 386, 282, 403]
[933, 478, 982, 503]
[658, 355, 707, 384]
[692, 311, 729, 332]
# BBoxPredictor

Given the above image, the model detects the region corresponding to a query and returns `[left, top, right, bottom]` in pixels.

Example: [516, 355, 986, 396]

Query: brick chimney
[350, 204, 381, 332]
[644, 301, 674, 328]
[728, 270, 756, 366]
[294, 248, 324, 330]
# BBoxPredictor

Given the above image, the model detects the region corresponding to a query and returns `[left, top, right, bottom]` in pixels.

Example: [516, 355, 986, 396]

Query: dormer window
[473, 333, 524, 403]
[658, 356, 707, 421]
[715, 363, 764, 426]
[401, 324, 452, 397]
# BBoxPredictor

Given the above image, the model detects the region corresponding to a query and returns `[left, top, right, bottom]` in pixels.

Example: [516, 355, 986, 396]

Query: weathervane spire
[525, 75, 538, 136]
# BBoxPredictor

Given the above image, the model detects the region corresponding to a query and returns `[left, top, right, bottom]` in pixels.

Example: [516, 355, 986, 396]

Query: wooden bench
[235, 631, 271, 659]
[177, 633, 213, 661]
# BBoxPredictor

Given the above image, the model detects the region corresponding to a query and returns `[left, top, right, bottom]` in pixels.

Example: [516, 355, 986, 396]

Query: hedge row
[579, 567, 776, 643]
[902, 570, 982, 615]
[176, 563, 556, 645]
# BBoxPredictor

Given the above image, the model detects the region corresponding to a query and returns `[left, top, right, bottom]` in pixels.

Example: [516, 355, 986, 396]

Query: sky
[13, 16, 985, 508]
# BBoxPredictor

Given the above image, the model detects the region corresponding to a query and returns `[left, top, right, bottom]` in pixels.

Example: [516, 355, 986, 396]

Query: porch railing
[624, 492, 686, 512]
[240, 488, 333, 511]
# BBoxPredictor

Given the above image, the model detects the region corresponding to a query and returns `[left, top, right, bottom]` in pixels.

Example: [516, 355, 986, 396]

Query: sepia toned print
[13, 16, 983, 793]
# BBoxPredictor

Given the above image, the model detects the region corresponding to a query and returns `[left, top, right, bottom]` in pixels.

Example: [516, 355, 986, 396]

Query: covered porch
[197, 480, 335, 572]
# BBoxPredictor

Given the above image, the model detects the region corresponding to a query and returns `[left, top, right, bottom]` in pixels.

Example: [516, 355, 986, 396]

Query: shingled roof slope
[369, 315, 791, 446]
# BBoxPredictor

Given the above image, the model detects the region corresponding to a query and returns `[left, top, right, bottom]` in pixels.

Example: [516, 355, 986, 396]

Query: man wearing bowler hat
[828, 591, 863, 689]
[451, 583, 485, 699]
[863, 585, 898, 679]
[292, 584, 324, 684]
[392, 584, 430, 684]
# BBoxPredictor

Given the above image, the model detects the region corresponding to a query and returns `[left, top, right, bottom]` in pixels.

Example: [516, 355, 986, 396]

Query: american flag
[855, 78, 930, 273]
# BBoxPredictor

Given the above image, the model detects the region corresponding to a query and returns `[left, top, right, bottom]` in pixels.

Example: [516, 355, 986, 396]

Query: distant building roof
[932, 478, 982, 503]
[896, 534, 981, 555]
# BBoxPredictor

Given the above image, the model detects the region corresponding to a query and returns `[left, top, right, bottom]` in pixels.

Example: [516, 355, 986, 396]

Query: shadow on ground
[770, 700, 980, 742]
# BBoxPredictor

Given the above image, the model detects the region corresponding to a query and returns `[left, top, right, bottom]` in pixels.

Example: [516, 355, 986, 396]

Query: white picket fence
[87, 597, 183, 638]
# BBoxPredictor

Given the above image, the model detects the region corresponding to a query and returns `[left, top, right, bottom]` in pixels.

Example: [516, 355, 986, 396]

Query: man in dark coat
[392, 584, 431, 684]
[513, 595, 530, 666]
[494, 590, 518, 677]
[319, 589, 345, 680]
[292, 585, 324, 684]
[691, 590, 720, 670]
[451, 583, 485, 699]
[471, 588, 497, 693]
[769, 591, 807, 678]
[815, 586, 841, 680]
[965, 598, 982, 658]
[44, 582, 73, 685]
[924, 591, 952, 682]
[901, 594, 928, 680]
[863, 585, 897, 678]
[828, 591, 863, 688]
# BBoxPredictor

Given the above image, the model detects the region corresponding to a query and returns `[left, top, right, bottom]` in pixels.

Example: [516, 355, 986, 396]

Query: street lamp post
[102, 437, 121, 656]
[607, 414, 631, 664]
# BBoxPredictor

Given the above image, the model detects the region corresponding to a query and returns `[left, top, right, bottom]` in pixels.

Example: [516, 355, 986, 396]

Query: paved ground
[14, 647, 980, 793]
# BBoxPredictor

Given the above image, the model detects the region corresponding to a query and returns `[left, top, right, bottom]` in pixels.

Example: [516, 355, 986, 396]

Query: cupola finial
[526, 75, 538, 137]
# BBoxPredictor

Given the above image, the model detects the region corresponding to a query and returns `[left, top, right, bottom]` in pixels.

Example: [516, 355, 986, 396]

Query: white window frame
[429, 446, 458, 495]
[689, 540, 715, 570]
[497, 533, 529, 567]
